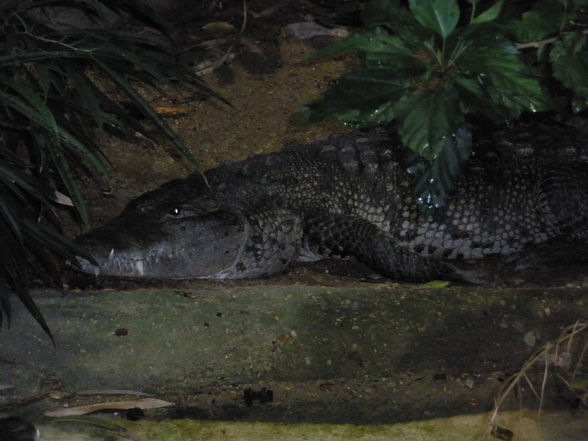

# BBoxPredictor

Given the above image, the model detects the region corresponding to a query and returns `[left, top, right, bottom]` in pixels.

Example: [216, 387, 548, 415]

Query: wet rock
[523, 331, 537, 347]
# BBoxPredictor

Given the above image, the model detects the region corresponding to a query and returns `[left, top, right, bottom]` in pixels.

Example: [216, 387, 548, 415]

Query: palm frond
[0, 0, 227, 341]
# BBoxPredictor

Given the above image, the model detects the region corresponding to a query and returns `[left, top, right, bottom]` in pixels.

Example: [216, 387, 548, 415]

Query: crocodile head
[74, 175, 250, 279]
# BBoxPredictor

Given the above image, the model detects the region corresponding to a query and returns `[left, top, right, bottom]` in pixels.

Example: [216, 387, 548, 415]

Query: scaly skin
[75, 121, 588, 282]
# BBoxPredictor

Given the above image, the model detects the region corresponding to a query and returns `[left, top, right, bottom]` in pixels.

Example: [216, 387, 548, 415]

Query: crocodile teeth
[135, 260, 145, 276]
[108, 248, 115, 260]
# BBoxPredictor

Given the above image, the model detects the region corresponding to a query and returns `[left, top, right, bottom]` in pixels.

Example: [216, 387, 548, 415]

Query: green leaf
[0, 162, 52, 205]
[0, 77, 59, 138]
[362, 0, 430, 41]
[362, 0, 405, 27]
[394, 86, 462, 161]
[503, 2, 563, 43]
[40, 136, 90, 225]
[550, 31, 588, 112]
[300, 69, 410, 127]
[409, 0, 460, 38]
[65, 68, 104, 129]
[407, 127, 472, 208]
[313, 27, 416, 61]
[0, 222, 54, 344]
[470, 0, 503, 24]
[454, 76, 504, 121]
[459, 46, 551, 115]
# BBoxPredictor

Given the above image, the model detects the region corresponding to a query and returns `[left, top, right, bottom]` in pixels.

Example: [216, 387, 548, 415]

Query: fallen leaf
[53, 191, 73, 206]
[419, 280, 450, 289]
[77, 389, 153, 397]
[152, 105, 189, 116]
[202, 22, 235, 32]
[45, 398, 173, 417]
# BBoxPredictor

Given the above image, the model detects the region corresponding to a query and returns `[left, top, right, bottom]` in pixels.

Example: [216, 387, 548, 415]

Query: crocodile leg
[304, 214, 480, 283]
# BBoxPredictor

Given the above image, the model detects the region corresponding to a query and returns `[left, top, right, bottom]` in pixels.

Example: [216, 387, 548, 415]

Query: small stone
[523, 331, 536, 347]
[48, 390, 69, 400]
[512, 321, 525, 332]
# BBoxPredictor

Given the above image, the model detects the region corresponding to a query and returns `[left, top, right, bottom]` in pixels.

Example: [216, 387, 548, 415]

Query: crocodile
[74, 121, 588, 282]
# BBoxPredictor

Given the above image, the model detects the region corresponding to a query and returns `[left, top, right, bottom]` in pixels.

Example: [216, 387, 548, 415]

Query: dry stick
[537, 342, 552, 418]
[515, 28, 588, 50]
[572, 340, 588, 379]
[522, 373, 540, 400]
[483, 321, 588, 440]
[240, 0, 248, 34]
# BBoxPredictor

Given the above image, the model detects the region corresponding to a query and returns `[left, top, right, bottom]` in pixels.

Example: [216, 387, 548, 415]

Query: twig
[572, 340, 588, 379]
[522, 373, 539, 400]
[515, 28, 588, 50]
[482, 321, 587, 441]
[537, 344, 550, 418]
[240, 0, 248, 34]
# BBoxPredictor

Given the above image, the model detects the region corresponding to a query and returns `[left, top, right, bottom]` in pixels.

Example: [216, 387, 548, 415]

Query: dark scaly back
[204, 122, 587, 261]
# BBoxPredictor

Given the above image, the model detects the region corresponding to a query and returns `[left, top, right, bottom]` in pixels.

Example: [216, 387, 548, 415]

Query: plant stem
[441, 37, 446, 69]
[559, 1, 569, 32]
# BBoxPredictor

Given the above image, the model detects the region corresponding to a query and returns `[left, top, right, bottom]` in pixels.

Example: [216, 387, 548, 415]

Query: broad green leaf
[484, 73, 550, 115]
[314, 28, 415, 61]
[550, 32, 588, 111]
[409, 0, 460, 38]
[454, 76, 504, 121]
[459, 45, 551, 114]
[362, 0, 430, 41]
[300, 69, 410, 127]
[503, 2, 563, 43]
[470, 0, 503, 24]
[394, 86, 462, 161]
[407, 127, 471, 208]
[362, 0, 405, 27]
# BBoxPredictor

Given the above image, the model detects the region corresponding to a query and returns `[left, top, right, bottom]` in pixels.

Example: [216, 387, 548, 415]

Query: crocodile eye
[170, 207, 181, 216]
